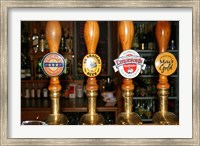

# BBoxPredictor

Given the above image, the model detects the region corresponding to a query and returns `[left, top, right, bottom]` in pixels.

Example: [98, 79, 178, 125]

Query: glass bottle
[132, 24, 139, 49]
[65, 28, 70, 52]
[36, 58, 43, 80]
[36, 84, 41, 98]
[60, 28, 65, 52]
[139, 24, 147, 50]
[32, 28, 39, 53]
[31, 83, 36, 98]
[39, 30, 46, 53]
[43, 87, 48, 98]
[170, 80, 175, 97]
[25, 83, 30, 98]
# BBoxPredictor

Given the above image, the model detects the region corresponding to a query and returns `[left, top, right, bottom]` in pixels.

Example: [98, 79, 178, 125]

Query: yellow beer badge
[155, 52, 177, 76]
[82, 54, 102, 77]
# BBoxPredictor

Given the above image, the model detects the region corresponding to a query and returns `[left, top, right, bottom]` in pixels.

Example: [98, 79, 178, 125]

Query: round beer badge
[42, 52, 65, 77]
[155, 52, 177, 76]
[82, 54, 102, 77]
[113, 50, 146, 79]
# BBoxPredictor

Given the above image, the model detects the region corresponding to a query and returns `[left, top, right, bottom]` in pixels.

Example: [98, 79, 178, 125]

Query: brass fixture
[44, 21, 68, 125]
[152, 21, 179, 125]
[116, 21, 142, 125]
[80, 21, 104, 125]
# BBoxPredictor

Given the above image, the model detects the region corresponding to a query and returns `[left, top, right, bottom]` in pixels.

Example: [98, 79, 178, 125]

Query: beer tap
[116, 21, 143, 125]
[80, 21, 104, 125]
[152, 21, 179, 125]
[43, 21, 68, 125]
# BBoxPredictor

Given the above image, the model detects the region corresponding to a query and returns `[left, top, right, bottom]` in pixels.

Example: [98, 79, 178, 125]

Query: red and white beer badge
[42, 52, 65, 77]
[113, 50, 146, 78]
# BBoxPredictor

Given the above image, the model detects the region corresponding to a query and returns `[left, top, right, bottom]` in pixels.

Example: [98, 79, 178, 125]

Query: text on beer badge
[42, 52, 65, 77]
[113, 50, 146, 79]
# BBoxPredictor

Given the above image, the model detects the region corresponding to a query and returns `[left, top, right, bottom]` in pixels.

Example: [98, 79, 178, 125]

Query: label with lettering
[42, 52, 65, 77]
[113, 50, 146, 78]
[82, 54, 102, 77]
[155, 52, 177, 76]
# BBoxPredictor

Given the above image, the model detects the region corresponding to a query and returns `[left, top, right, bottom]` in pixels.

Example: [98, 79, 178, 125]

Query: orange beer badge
[113, 50, 146, 78]
[82, 54, 102, 77]
[155, 52, 177, 76]
[42, 52, 65, 77]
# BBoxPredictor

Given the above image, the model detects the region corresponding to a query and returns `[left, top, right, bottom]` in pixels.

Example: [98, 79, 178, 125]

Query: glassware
[22, 120, 47, 125]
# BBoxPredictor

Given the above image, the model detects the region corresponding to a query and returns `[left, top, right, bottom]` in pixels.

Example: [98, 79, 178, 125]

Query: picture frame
[1, 0, 199, 145]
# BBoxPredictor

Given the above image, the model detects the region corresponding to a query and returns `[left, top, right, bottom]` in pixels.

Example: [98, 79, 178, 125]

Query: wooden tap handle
[46, 21, 61, 53]
[118, 21, 134, 51]
[155, 21, 171, 53]
[84, 21, 100, 91]
[45, 21, 62, 92]
[118, 21, 134, 91]
[156, 21, 171, 89]
[84, 21, 99, 54]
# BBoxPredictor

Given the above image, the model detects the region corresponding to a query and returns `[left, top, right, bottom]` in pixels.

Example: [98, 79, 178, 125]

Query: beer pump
[80, 21, 104, 125]
[42, 21, 68, 125]
[152, 21, 179, 125]
[115, 21, 143, 125]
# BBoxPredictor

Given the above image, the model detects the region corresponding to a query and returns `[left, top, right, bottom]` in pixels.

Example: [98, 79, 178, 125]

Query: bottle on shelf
[169, 80, 175, 97]
[144, 56, 150, 75]
[36, 58, 44, 80]
[21, 53, 27, 80]
[60, 28, 65, 52]
[31, 83, 36, 98]
[76, 84, 84, 98]
[32, 28, 39, 53]
[132, 24, 139, 50]
[24, 83, 30, 98]
[42, 86, 48, 98]
[65, 27, 72, 53]
[170, 40, 176, 50]
[61, 58, 69, 80]
[139, 23, 147, 50]
[39, 29, 46, 53]
[169, 22, 177, 50]
[146, 23, 156, 50]
[36, 84, 41, 98]
[105, 77, 114, 92]
[150, 56, 156, 75]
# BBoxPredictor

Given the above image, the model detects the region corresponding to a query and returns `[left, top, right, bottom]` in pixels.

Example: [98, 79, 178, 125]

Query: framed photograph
[1, 0, 199, 145]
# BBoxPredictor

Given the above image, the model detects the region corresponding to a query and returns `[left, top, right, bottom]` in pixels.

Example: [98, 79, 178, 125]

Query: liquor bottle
[61, 58, 69, 80]
[24, 83, 30, 98]
[32, 28, 39, 53]
[65, 28, 70, 52]
[169, 22, 177, 50]
[170, 80, 175, 97]
[39, 29, 46, 53]
[43, 87, 48, 98]
[36, 58, 43, 80]
[60, 28, 65, 52]
[132, 24, 139, 49]
[144, 56, 150, 75]
[170, 40, 176, 50]
[36, 84, 41, 98]
[21, 53, 27, 79]
[146, 23, 156, 50]
[150, 56, 156, 75]
[105, 77, 114, 91]
[139, 24, 147, 50]
[31, 83, 36, 98]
